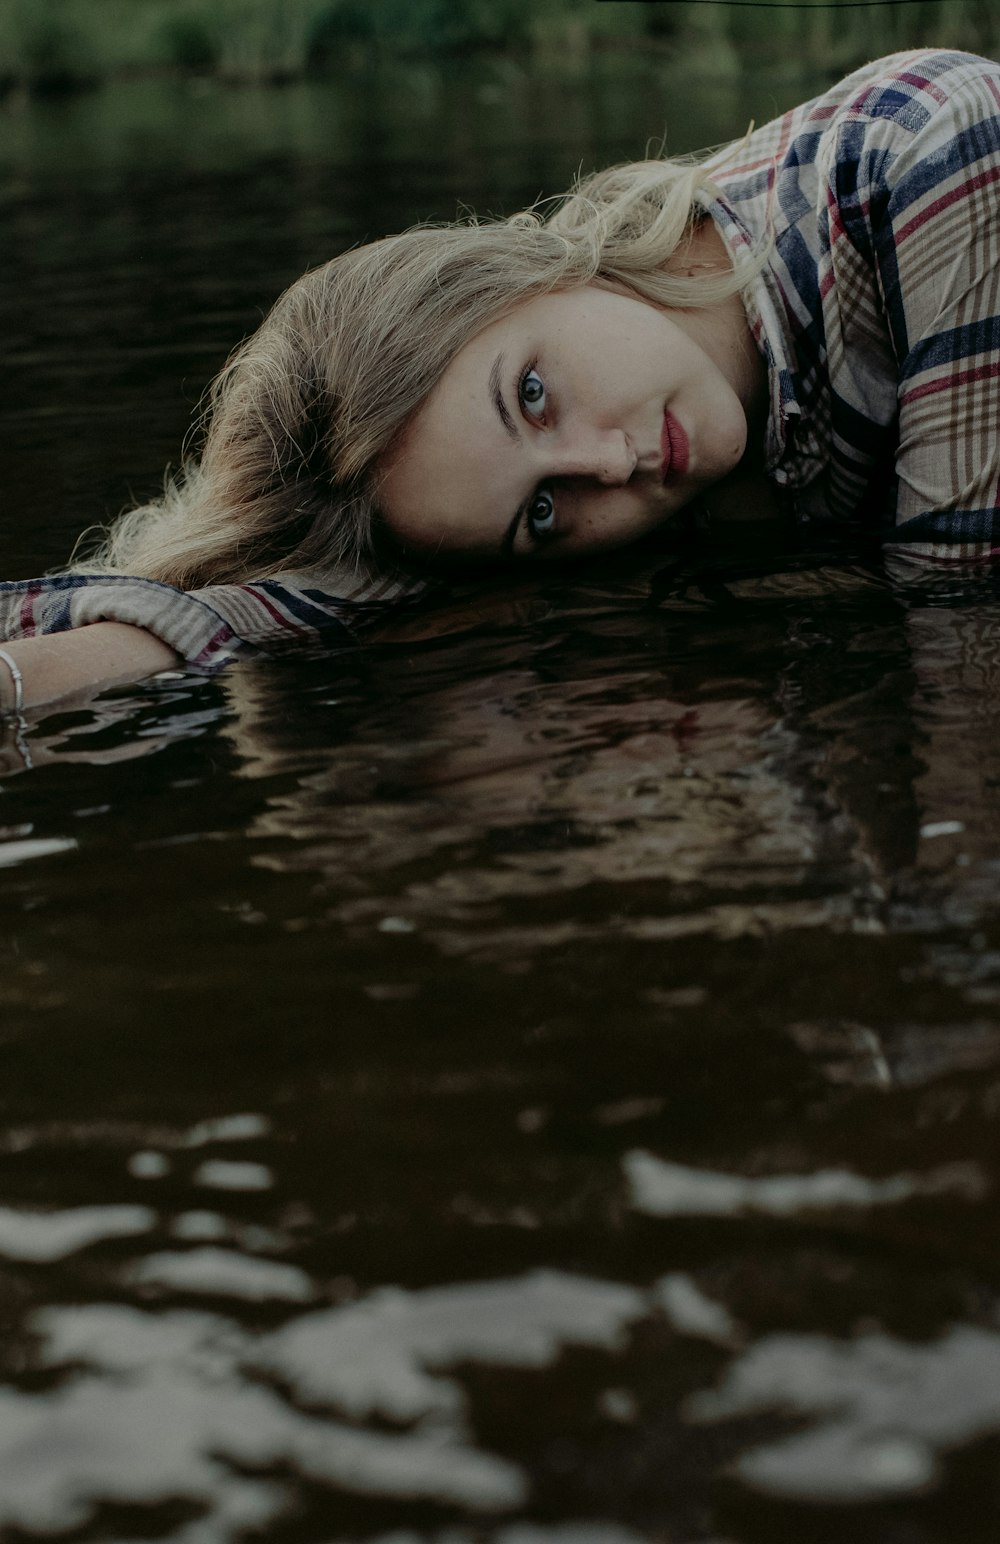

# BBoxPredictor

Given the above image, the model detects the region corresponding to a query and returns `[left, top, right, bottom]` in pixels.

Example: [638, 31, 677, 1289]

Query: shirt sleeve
[0, 567, 432, 669]
[840, 54, 1000, 557]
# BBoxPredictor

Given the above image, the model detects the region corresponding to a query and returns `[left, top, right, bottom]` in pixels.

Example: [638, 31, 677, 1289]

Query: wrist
[0, 647, 25, 717]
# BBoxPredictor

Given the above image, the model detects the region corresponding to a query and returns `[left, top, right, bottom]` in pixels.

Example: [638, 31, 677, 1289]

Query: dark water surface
[5, 56, 1000, 1544]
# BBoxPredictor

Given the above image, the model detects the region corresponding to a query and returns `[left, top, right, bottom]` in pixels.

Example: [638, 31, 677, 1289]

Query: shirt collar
[700, 193, 804, 477]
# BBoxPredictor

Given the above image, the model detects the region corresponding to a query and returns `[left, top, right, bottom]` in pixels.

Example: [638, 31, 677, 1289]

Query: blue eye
[519, 366, 546, 419]
[527, 488, 555, 541]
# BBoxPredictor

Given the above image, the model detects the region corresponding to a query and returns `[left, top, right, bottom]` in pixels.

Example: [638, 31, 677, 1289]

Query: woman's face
[379, 282, 763, 566]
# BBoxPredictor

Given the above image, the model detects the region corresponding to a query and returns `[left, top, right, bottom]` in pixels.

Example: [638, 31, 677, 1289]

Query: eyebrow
[488, 351, 519, 443]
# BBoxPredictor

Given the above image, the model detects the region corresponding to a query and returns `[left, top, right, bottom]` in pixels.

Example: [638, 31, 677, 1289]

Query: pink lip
[661, 410, 690, 480]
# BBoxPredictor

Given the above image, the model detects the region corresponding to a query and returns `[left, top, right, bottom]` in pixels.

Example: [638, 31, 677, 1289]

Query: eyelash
[517, 358, 546, 420]
[516, 359, 556, 545]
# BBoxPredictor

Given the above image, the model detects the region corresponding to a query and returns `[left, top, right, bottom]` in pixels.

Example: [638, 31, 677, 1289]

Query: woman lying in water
[3, 46, 1000, 726]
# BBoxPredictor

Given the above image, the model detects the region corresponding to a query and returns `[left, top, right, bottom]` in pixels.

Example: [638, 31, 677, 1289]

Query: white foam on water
[0, 836, 77, 869]
[919, 821, 965, 839]
[0, 1204, 155, 1262]
[129, 1247, 314, 1303]
[256, 1270, 646, 1423]
[688, 1324, 1000, 1500]
[39, 1303, 242, 1377]
[181, 1114, 271, 1147]
[129, 1151, 172, 1179]
[654, 1274, 742, 1347]
[360, 1524, 659, 1544]
[0, 1301, 526, 1536]
[193, 1160, 273, 1191]
[625, 1151, 984, 1218]
[170, 1211, 232, 1242]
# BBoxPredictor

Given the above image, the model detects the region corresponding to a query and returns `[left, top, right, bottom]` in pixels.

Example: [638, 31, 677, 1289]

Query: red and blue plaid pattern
[0, 568, 427, 669]
[706, 48, 1000, 563]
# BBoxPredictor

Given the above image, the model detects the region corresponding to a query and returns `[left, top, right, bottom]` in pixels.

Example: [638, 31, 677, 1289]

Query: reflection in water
[0, 1202, 154, 1262]
[256, 1271, 643, 1422]
[3, 1301, 526, 1533]
[221, 575, 854, 960]
[5, 557, 1000, 1536]
[691, 1325, 1000, 1502]
[625, 1151, 985, 1217]
[7, 60, 1000, 1544]
[0, 1273, 649, 1533]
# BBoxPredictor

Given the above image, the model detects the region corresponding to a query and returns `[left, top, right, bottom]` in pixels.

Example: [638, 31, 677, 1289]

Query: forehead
[377, 302, 532, 555]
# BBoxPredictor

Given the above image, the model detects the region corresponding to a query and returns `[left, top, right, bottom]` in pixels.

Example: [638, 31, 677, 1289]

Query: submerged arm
[0, 623, 178, 714]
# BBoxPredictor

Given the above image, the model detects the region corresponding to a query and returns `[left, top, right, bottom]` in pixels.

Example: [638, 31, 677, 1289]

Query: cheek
[572, 494, 664, 550]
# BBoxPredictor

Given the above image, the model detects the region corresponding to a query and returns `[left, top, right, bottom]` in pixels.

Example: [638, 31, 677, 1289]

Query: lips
[661, 410, 690, 480]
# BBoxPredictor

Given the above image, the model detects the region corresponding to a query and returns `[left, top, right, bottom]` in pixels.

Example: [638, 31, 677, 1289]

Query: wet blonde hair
[79, 155, 750, 589]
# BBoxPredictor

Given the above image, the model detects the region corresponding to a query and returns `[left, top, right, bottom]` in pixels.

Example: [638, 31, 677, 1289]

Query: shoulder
[820, 50, 1000, 225]
[824, 49, 1000, 153]
[710, 50, 999, 184]
[833, 49, 999, 112]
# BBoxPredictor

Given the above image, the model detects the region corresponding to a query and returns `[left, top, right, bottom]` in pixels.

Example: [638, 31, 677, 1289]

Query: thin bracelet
[0, 647, 24, 716]
[0, 650, 32, 773]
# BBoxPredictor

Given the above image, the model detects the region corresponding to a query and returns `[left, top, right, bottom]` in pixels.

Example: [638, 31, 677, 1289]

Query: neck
[672, 220, 768, 424]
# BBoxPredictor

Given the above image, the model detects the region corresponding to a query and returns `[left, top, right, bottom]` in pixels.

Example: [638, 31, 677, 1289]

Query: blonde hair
[78, 155, 750, 589]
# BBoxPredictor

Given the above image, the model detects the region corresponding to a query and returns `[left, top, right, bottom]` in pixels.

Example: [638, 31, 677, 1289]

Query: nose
[551, 428, 636, 486]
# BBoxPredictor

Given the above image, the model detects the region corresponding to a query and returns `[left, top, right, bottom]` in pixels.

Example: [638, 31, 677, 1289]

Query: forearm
[0, 623, 179, 713]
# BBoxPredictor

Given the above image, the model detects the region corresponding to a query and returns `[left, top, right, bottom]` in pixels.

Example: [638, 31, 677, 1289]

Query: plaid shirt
[705, 48, 1000, 563]
[5, 49, 999, 664]
[0, 567, 427, 671]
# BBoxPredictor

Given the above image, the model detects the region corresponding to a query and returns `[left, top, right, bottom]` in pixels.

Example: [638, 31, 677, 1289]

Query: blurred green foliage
[0, 0, 996, 92]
